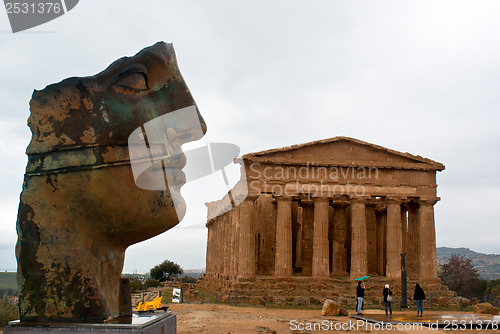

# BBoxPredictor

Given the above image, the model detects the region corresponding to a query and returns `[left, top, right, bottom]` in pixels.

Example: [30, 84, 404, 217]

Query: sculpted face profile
[16, 42, 206, 321]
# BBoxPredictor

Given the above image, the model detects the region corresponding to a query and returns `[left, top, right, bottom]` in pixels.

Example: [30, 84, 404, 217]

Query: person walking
[356, 281, 365, 315]
[383, 284, 393, 316]
[413, 283, 426, 316]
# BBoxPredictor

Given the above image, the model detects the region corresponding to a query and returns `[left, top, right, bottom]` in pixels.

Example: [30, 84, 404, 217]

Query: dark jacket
[383, 288, 392, 302]
[413, 285, 426, 300]
[356, 284, 365, 298]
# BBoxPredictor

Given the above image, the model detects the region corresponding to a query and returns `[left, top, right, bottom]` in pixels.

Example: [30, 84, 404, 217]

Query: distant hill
[183, 269, 205, 280]
[121, 270, 205, 281]
[0, 272, 17, 291]
[437, 247, 500, 280]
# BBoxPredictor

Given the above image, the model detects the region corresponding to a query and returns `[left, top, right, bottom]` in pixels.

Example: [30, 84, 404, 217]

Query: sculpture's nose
[163, 104, 207, 149]
[195, 106, 207, 136]
[199, 113, 208, 135]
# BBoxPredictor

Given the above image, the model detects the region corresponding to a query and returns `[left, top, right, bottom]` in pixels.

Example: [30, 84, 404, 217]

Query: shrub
[181, 276, 197, 284]
[0, 296, 18, 327]
[144, 279, 161, 288]
[129, 279, 143, 292]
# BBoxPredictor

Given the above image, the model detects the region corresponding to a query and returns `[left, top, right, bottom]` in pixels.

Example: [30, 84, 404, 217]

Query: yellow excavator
[135, 293, 169, 313]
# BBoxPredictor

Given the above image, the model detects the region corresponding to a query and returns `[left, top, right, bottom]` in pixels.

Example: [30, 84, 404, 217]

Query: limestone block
[271, 296, 287, 305]
[456, 297, 470, 307]
[292, 296, 310, 306]
[322, 299, 341, 316]
[250, 296, 267, 306]
[339, 308, 349, 316]
[473, 302, 499, 315]
[255, 326, 277, 334]
[435, 297, 449, 308]
[336, 297, 356, 307]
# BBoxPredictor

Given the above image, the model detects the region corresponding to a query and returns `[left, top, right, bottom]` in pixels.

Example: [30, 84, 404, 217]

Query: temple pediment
[243, 136, 444, 171]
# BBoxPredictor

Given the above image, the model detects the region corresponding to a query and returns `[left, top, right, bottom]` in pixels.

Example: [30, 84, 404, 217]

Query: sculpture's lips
[161, 151, 186, 170]
[164, 167, 186, 187]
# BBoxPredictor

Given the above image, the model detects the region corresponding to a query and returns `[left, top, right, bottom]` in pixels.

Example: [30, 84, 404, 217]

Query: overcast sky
[1, 1, 499, 273]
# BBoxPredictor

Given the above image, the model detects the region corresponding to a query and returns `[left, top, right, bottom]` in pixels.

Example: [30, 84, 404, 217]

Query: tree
[150, 259, 183, 281]
[439, 254, 484, 298]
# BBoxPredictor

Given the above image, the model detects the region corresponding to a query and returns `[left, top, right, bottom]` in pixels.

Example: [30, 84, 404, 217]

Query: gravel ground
[1, 306, 493, 334]
[169, 304, 494, 334]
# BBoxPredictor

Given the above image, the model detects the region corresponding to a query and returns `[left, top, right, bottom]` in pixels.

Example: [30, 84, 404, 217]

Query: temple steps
[196, 274, 456, 307]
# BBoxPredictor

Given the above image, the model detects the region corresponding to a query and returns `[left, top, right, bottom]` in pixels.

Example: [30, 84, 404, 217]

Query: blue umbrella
[354, 275, 370, 281]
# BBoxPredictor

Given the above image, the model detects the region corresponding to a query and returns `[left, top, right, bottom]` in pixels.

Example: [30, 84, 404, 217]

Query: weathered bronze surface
[16, 42, 206, 322]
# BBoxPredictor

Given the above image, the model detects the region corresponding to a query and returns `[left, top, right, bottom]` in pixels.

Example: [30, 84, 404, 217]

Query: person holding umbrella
[356, 280, 366, 315]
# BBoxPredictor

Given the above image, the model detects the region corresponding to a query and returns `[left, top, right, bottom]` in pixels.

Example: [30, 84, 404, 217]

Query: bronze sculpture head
[17, 42, 205, 322]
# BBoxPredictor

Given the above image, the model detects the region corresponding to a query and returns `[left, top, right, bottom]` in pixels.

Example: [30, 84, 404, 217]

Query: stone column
[376, 211, 386, 276]
[385, 197, 403, 278]
[406, 202, 420, 277]
[365, 204, 377, 275]
[332, 202, 348, 276]
[295, 205, 303, 269]
[418, 198, 438, 280]
[275, 197, 293, 277]
[350, 196, 369, 279]
[255, 193, 276, 275]
[401, 204, 408, 255]
[232, 207, 240, 276]
[219, 215, 224, 275]
[212, 218, 218, 276]
[206, 222, 213, 274]
[223, 213, 230, 275]
[227, 211, 233, 276]
[238, 198, 256, 277]
[216, 217, 222, 276]
[212, 219, 217, 276]
[312, 197, 330, 277]
[229, 210, 236, 277]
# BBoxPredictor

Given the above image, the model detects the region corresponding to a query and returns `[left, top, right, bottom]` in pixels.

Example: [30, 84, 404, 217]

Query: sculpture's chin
[169, 185, 187, 222]
[130, 165, 187, 228]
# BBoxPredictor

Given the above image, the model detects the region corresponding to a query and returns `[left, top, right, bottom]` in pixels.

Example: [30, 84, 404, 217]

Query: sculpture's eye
[113, 72, 148, 91]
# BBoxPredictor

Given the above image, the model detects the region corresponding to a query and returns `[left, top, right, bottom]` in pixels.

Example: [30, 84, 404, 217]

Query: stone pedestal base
[4, 313, 176, 334]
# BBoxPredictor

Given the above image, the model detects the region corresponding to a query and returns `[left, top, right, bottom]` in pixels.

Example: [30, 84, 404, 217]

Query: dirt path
[169, 304, 487, 334]
[1, 306, 491, 334]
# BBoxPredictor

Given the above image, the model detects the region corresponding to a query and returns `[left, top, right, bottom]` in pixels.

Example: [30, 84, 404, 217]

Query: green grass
[160, 288, 174, 304]
[0, 272, 17, 291]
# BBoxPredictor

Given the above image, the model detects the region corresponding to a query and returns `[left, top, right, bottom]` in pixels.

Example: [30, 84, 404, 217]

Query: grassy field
[0, 272, 17, 290]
